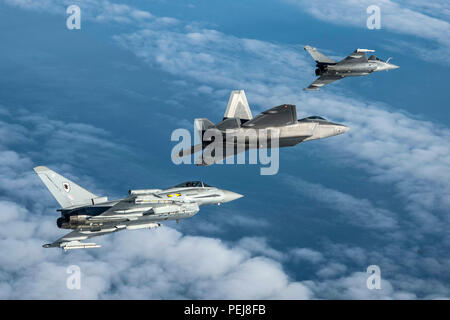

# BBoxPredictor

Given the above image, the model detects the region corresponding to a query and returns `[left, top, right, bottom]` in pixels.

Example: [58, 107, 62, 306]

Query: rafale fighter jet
[177, 90, 349, 165]
[34, 166, 242, 250]
[304, 46, 399, 90]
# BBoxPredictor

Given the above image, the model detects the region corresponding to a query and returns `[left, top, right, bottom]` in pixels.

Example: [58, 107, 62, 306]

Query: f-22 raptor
[304, 46, 399, 90]
[177, 90, 349, 165]
[34, 166, 242, 250]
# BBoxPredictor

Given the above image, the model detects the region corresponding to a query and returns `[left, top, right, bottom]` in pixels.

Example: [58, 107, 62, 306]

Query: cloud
[0, 205, 314, 299]
[316, 262, 348, 278]
[306, 271, 417, 299]
[300, 94, 450, 236]
[3, 0, 177, 28]
[313, 242, 450, 299]
[290, 248, 324, 264]
[283, 177, 399, 231]
[113, 28, 309, 105]
[237, 237, 285, 261]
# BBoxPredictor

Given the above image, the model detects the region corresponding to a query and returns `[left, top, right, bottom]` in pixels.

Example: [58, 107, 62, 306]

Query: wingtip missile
[356, 48, 375, 53]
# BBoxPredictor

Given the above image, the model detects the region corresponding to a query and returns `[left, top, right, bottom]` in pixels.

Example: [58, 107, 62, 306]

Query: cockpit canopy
[171, 181, 211, 188]
[298, 116, 327, 122]
[368, 55, 384, 62]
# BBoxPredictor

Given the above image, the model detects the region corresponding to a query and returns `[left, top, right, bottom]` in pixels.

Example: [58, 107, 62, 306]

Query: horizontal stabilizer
[195, 118, 215, 131]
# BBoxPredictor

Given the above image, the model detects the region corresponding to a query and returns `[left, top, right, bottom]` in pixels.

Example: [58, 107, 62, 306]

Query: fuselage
[205, 117, 348, 148]
[317, 59, 399, 77]
[56, 184, 242, 231]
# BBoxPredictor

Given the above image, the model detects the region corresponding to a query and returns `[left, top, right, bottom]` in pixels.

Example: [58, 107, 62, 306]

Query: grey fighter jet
[34, 166, 242, 250]
[304, 46, 399, 90]
[177, 90, 349, 165]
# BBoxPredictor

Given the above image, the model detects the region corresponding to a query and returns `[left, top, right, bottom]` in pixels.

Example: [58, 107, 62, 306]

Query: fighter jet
[177, 90, 349, 165]
[304, 46, 399, 90]
[34, 166, 242, 250]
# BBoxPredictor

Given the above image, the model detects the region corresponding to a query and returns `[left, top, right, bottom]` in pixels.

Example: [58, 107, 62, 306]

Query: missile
[356, 48, 375, 53]
[126, 223, 161, 230]
[59, 241, 101, 250]
[129, 189, 162, 195]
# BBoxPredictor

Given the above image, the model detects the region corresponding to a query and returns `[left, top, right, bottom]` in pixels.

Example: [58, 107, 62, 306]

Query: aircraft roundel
[62, 182, 70, 193]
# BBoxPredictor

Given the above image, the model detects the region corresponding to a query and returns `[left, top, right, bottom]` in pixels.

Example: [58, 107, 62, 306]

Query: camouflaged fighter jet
[304, 46, 399, 90]
[176, 90, 349, 165]
[34, 166, 242, 250]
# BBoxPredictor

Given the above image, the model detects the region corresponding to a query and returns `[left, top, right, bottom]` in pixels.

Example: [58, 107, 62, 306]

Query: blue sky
[0, 0, 449, 299]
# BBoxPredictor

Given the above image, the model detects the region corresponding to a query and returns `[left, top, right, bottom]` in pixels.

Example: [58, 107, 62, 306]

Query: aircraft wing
[304, 75, 342, 90]
[174, 126, 223, 160]
[43, 198, 167, 250]
[43, 227, 121, 250]
[43, 199, 133, 249]
[91, 197, 139, 219]
[176, 143, 206, 159]
[279, 136, 311, 147]
[242, 104, 297, 128]
[195, 142, 252, 166]
[337, 48, 374, 64]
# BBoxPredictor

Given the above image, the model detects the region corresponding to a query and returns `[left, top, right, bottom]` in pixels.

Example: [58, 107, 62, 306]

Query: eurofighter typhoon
[34, 166, 242, 250]
[176, 90, 349, 165]
[304, 46, 399, 90]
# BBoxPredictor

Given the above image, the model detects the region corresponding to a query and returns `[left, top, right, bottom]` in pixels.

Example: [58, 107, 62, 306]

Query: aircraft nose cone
[335, 125, 350, 135]
[387, 63, 399, 70]
[222, 190, 243, 202]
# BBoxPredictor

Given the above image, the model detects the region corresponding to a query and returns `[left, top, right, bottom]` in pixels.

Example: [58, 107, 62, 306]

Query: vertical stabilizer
[33, 166, 99, 208]
[223, 90, 252, 121]
[304, 45, 336, 64]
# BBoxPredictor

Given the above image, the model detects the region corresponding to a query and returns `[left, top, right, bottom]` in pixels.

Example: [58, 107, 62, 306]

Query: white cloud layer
[284, 177, 399, 231]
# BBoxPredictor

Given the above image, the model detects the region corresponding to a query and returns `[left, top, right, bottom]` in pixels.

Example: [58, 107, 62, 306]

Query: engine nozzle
[56, 217, 67, 228]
